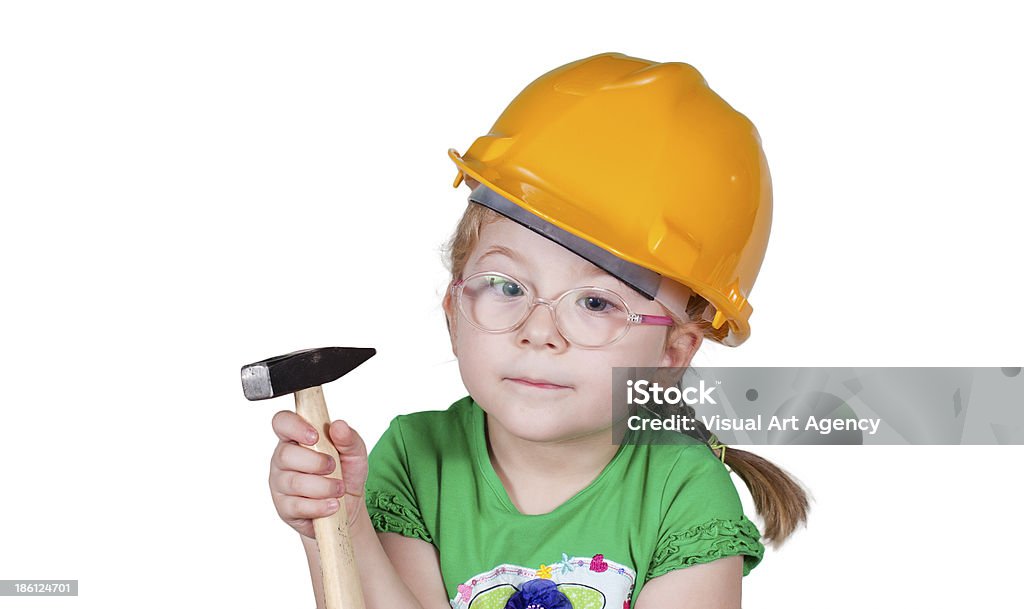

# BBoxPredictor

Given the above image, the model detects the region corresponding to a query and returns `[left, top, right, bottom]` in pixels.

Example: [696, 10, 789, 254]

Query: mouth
[504, 377, 572, 390]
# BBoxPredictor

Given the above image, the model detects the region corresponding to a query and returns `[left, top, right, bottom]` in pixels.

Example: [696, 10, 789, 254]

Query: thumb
[329, 419, 367, 457]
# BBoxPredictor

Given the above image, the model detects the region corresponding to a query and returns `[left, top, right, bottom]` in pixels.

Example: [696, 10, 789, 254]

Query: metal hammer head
[240, 346, 376, 400]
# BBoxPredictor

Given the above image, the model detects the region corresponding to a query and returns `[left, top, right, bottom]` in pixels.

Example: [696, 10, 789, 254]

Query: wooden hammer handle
[294, 386, 366, 609]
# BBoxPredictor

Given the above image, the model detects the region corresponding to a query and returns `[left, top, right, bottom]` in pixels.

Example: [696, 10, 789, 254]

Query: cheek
[454, 329, 501, 384]
[598, 333, 668, 369]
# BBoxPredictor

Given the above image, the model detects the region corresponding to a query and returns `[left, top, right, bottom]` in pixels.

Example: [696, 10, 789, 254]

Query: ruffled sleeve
[364, 416, 433, 544]
[646, 445, 765, 580]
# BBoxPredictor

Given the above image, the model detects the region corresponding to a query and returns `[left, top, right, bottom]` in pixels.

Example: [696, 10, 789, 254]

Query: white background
[1, 1, 1021, 607]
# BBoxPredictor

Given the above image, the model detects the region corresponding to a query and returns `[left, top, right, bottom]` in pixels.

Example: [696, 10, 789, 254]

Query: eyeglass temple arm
[630, 313, 674, 326]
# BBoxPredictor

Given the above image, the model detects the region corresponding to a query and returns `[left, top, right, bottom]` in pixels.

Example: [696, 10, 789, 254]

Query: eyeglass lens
[458, 273, 631, 347]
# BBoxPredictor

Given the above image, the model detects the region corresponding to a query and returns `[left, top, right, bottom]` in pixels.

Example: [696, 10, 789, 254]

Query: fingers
[273, 442, 335, 476]
[272, 410, 319, 445]
[271, 412, 366, 455]
[278, 494, 341, 520]
[270, 469, 345, 501]
[269, 413, 361, 538]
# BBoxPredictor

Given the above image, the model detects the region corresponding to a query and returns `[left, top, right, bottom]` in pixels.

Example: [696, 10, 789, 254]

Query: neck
[484, 412, 621, 485]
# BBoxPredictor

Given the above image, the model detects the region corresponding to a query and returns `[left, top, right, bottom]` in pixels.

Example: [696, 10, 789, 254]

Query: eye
[485, 275, 524, 298]
[577, 293, 619, 313]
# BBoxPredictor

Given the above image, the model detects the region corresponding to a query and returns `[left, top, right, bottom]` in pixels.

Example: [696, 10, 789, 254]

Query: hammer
[241, 346, 376, 609]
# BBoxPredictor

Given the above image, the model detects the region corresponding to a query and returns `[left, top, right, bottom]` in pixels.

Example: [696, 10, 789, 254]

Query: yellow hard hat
[449, 52, 772, 347]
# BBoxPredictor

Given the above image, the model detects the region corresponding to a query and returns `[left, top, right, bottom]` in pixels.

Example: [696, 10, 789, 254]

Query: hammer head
[241, 346, 376, 400]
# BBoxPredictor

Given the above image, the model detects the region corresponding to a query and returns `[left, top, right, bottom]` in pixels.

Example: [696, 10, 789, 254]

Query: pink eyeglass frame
[449, 270, 674, 348]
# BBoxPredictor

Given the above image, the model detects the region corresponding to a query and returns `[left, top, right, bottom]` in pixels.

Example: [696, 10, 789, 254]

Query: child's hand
[268, 411, 369, 541]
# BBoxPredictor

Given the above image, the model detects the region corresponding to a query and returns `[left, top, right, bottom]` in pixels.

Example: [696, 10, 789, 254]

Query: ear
[442, 285, 458, 358]
[659, 323, 703, 371]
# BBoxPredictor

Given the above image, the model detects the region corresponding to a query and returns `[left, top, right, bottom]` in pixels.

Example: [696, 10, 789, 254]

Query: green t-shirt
[364, 395, 764, 609]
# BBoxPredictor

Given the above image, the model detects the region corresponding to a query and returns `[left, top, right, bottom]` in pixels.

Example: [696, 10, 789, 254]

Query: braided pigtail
[651, 295, 812, 547]
[692, 410, 809, 546]
[645, 400, 810, 547]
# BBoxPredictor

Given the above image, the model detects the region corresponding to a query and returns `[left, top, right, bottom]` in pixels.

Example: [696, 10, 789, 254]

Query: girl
[268, 52, 809, 609]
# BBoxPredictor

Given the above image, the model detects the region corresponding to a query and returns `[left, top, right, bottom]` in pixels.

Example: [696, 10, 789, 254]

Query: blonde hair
[440, 200, 810, 547]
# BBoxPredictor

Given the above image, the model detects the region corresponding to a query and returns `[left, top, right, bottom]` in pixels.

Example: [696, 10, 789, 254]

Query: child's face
[443, 216, 701, 444]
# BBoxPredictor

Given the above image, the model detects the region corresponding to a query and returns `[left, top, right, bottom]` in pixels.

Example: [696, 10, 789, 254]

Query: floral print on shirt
[450, 553, 635, 609]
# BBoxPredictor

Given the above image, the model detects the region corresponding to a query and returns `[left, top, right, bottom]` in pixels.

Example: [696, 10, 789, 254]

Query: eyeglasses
[450, 270, 674, 349]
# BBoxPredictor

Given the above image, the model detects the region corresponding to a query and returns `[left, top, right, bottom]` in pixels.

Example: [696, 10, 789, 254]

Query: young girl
[268, 52, 809, 609]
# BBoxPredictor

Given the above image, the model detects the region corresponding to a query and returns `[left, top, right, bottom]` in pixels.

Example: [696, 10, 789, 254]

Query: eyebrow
[474, 245, 521, 266]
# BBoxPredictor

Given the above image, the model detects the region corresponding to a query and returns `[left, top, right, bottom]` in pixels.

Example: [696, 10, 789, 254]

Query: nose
[514, 300, 568, 351]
